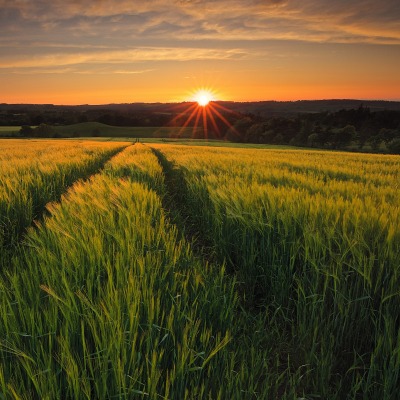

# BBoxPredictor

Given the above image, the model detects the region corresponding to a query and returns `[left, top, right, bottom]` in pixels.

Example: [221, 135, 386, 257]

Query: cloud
[1, 0, 399, 44]
[278, 0, 400, 44]
[0, 47, 247, 70]
[0, 66, 156, 75]
[0, 0, 399, 80]
[113, 69, 155, 74]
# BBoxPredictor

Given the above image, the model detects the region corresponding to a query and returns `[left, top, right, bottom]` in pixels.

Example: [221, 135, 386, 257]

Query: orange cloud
[1, 0, 399, 104]
[0, 47, 247, 71]
[1, 0, 399, 44]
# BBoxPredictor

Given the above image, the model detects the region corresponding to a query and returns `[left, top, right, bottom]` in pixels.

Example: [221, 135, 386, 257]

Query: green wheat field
[1, 139, 399, 399]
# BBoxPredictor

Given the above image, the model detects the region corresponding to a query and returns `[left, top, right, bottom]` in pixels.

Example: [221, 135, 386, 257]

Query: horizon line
[2, 98, 400, 107]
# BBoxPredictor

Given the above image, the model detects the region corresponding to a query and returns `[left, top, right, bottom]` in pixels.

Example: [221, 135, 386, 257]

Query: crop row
[152, 143, 400, 399]
[0, 144, 238, 399]
[0, 140, 128, 256]
[1, 140, 399, 399]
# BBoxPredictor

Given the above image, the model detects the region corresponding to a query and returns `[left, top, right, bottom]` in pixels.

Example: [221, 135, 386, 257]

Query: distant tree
[225, 117, 253, 142]
[297, 119, 314, 145]
[333, 125, 357, 148]
[367, 135, 383, 152]
[272, 133, 284, 144]
[260, 129, 276, 143]
[245, 123, 266, 143]
[379, 128, 398, 143]
[289, 134, 304, 147]
[307, 133, 320, 148]
[31, 114, 44, 126]
[33, 123, 55, 137]
[358, 119, 376, 148]
[20, 125, 33, 136]
[387, 138, 400, 154]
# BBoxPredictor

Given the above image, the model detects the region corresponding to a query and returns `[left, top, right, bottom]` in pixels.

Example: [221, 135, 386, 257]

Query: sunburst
[165, 87, 240, 140]
[193, 89, 213, 107]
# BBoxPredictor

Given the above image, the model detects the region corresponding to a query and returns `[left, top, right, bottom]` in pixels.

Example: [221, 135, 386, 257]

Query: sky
[1, 0, 400, 104]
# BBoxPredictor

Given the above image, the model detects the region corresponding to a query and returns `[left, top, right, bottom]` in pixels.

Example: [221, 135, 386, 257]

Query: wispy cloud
[1, 0, 399, 44]
[1, 67, 76, 75]
[0, 66, 156, 75]
[0, 47, 247, 70]
[0, 0, 399, 103]
[113, 69, 155, 74]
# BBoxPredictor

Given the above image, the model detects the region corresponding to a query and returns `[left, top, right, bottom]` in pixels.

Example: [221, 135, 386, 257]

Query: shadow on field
[150, 147, 218, 265]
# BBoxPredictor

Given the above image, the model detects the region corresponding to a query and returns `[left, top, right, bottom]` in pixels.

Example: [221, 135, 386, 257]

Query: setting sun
[193, 90, 214, 107]
[168, 86, 238, 140]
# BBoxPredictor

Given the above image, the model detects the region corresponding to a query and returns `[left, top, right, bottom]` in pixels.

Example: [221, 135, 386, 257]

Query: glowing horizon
[1, 1, 399, 104]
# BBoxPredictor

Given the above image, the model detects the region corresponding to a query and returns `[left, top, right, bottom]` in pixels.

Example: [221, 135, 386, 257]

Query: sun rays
[166, 87, 240, 140]
[193, 89, 213, 106]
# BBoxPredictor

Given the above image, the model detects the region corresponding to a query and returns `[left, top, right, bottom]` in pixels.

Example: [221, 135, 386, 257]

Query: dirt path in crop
[151, 147, 217, 264]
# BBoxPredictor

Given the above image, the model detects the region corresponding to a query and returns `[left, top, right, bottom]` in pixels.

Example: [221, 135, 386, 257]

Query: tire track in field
[151, 147, 263, 308]
[150, 147, 298, 398]
[1, 144, 131, 267]
[150, 147, 218, 265]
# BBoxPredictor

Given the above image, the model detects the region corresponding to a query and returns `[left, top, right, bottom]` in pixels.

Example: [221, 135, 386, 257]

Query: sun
[169, 86, 238, 140]
[193, 89, 214, 107]
[197, 94, 210, 107]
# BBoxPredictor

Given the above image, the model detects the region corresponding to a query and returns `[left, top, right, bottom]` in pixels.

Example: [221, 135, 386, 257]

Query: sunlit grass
[0, 144, 236, 398]
[1, 140, 399, 398]
[151, 143, 400, 398]
[0, 127, 21, 137]
[0, 140, 128, 254]
[0, 127, 21, 132]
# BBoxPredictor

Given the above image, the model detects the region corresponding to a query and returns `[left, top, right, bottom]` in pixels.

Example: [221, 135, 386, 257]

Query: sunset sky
[1, 0, 400, 104]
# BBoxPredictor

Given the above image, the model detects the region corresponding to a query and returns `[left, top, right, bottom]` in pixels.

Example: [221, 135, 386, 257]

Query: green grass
[0, 123, 204, 139]
[1, 140, 399, 399]
[0, 127, 21, 137]
[55, 122, 202, 138]
[0, 144, 236, 399]
[0, 140, 128, 259]
[144, 137, 298, 149]
[151, 143, 400, 399]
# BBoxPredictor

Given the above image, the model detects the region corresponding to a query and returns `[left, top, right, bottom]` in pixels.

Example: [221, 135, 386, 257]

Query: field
[0, 139, 399, 399]
[0, 123, 203, 139]
[0, 127, 22, 137]
[55, 122, 204, 139]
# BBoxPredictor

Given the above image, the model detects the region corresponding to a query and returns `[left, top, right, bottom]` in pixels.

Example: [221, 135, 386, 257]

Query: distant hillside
[218, 100, 400, 116]
[1, 99, 400, 118]
[11, 122, 201, 139]
[55, 122, 199, 138]
[4, 101, 400, 153]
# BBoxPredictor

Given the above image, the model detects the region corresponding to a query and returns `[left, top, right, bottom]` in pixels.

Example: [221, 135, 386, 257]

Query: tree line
[5, 104, 400, 153]
[226, 106, 400, 153]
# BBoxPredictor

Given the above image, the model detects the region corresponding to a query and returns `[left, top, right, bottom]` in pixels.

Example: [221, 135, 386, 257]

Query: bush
[307, 133, 320, 147]
[387, 138, 400, 154]
[34, 123, 55, 137]
[20, 125, 33, 136]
